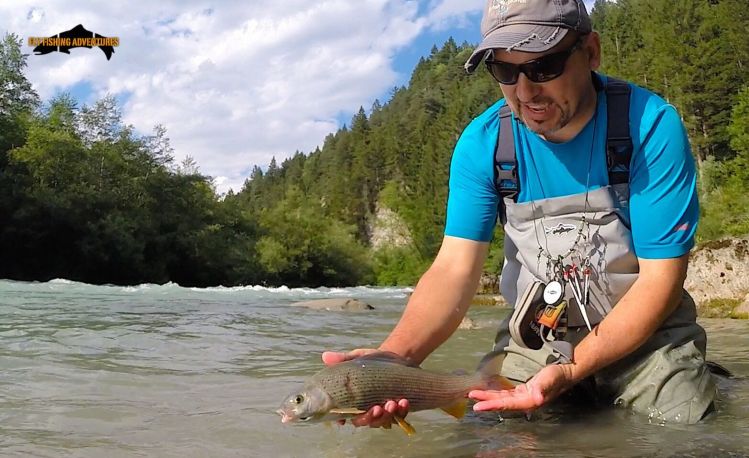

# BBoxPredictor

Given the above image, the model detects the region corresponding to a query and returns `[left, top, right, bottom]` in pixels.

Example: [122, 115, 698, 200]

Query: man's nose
[515, 72, 540, 103]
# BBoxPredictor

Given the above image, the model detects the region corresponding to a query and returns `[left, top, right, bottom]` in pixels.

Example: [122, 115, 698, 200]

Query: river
[0, 280, 746, 457]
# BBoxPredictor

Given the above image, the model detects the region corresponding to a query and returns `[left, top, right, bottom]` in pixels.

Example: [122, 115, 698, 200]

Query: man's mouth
[525, 104, 549, 114]
[521, 103, 553, 121]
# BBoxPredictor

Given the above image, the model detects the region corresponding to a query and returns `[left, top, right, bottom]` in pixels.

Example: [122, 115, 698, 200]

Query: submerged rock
[291, 298, 375, 311]
[458, 317, 479, 330]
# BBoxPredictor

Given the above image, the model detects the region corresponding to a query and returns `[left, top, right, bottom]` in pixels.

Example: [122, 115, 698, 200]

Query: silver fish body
[277, 351, 512, 430]
[309, 358, 483, 412]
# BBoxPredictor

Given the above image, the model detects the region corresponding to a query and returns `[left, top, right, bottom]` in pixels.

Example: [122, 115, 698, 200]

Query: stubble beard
[515, 100, 572, 139]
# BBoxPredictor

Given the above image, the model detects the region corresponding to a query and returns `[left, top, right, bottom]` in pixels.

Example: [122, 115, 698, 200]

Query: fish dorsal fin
[355, 351, 419, 367]
[440, 398, 467, 419]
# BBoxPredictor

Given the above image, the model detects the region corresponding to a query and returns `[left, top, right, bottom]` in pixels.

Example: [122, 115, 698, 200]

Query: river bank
[473, 237, 749, 319]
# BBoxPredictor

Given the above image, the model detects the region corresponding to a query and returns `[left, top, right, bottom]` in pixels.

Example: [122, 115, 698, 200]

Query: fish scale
[310, 359, 483, 412]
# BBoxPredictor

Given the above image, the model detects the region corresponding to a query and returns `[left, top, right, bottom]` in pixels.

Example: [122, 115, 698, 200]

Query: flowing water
[0, 279, 747, 457]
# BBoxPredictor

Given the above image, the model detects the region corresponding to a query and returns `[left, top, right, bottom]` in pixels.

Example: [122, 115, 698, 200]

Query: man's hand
[468, 364, 574, 412]
[321, 350, 410, 428]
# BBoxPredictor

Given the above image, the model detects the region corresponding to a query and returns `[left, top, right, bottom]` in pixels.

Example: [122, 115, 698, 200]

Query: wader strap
[495, 104, 518, 225]
[493, 76, 633, 218]
[605, 77, 633, 186]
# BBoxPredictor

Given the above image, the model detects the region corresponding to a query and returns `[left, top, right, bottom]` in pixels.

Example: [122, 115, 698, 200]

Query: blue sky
[2, 0, 594, 194]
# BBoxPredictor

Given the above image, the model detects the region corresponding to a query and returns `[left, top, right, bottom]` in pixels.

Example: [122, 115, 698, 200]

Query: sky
[2, 0, 594, 194]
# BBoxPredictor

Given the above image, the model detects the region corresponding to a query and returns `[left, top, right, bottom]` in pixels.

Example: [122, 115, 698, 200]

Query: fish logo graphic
[545, 223, 576, 235]
[30, 24, 118, 60]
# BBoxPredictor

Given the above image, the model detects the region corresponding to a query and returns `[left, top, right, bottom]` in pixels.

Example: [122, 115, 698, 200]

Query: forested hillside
[1, 0, 747, 287]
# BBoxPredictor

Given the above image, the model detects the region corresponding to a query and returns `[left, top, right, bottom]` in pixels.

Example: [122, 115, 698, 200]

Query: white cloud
[426, 0, 483, 31]
[1, 1, 485, 194]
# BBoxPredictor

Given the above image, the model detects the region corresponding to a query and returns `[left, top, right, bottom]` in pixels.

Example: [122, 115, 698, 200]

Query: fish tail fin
[440, 398, 468, 419]
[394, 415, 416, 436]
[486, 374, 516, 391]
[476, 349, 515, 391]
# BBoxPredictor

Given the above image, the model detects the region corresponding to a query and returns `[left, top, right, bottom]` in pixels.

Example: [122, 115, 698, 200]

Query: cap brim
[464, 25, 570, 73]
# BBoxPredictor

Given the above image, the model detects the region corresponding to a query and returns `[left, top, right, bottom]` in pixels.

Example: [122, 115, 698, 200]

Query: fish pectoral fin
[394, 415, 416, 436]
[329, 408, 367, 415]
[440, 398, 468, 419]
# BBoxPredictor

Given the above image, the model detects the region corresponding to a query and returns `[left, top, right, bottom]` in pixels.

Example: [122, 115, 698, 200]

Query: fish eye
[294, 395, 304, 404]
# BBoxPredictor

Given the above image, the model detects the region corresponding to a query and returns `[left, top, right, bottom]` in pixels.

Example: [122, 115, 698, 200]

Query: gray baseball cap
[465, 0, 592, 73]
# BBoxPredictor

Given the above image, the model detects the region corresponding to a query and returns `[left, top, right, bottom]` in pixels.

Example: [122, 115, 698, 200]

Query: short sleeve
[444, 118, 500, 242]
[629, 103, 698, 259]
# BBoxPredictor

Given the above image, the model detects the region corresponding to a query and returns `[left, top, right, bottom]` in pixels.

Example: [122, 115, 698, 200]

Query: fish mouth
[276, 409, 312, 424]
[277, 409, 293, 424]
[276, 409, 312, 423]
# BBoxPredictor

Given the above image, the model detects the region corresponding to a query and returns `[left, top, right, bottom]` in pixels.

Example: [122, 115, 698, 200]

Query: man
[324, 0, 716, 426]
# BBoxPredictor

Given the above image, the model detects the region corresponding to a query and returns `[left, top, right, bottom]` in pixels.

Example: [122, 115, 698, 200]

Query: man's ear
[585, 32, 602, 70]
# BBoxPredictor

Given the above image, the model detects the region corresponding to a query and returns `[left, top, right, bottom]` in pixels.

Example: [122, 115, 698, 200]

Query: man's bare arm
[564, 254, 690, 382]
[378, 235, 490, 365]
[470, 254, 691, 412]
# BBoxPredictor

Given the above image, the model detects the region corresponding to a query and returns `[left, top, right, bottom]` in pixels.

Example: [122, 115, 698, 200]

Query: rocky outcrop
[291, 298, 374, 311]
[477, 272, 500, 295]
[369, 205, 412, 250]
[685, 238, 749, 307]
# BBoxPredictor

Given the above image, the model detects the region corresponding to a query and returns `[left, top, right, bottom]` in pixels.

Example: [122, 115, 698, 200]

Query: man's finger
[392, 399, 409, 417]
[350, 405, 383, 427]
[321, 351, 348, 365]
[382, 400, 397, 413]
[322, 349, 377, 366]
[468, 389, 510, 401]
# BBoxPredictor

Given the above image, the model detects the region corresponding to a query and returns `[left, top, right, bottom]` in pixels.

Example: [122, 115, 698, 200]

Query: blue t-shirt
[445, 74, 698, 259]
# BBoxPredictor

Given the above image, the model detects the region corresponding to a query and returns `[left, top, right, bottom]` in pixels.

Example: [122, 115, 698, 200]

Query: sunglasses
[484, 37, 585, 85]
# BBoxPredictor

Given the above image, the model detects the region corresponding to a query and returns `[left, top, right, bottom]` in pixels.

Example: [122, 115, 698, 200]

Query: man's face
[492, 32, 601, 142]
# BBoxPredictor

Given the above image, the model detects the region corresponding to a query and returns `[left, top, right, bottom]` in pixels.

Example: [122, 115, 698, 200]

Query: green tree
[256, 187, 372, 286]
[0, 33, 39, 117]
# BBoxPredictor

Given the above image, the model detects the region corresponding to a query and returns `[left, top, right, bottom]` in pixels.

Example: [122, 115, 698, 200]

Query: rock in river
[291, 298, 375, 311]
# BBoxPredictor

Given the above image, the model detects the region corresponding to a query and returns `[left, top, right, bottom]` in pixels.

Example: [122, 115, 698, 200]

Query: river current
[0, 279, 747, 457]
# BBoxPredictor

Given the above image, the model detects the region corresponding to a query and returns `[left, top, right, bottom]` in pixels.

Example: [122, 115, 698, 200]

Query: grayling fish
[276, 351, 513, 435]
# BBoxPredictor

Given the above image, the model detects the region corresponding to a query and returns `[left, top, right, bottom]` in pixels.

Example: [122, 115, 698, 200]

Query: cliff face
[369, 205, 412, 251]
[685, 238, 748, 302]
[685, 238, 749, 317]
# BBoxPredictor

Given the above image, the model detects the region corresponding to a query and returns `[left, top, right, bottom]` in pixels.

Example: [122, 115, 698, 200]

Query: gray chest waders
[489, 77, 716, 423]
[494, 77, 696, 362]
